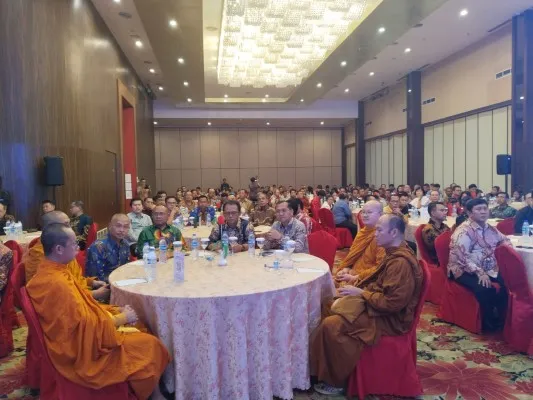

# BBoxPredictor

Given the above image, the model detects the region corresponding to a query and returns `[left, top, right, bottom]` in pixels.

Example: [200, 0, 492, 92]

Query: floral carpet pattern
[2, 250, 532, 399]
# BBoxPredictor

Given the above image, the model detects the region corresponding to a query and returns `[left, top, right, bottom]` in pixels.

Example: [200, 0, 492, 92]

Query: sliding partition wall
[365, 133, 407, 187]
[423, 106, 512, 191]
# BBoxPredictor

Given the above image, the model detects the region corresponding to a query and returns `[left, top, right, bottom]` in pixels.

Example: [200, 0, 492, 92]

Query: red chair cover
[0, 249, 16, 358]
[347, 260, 431, 399]
[495, 245, 533, 355]
[18, 287, 136, 400]
[309, 218, 323, 233]
[28, 237, 40, 249]
[308, 231, 337, 271]
[86, 223, 98, 248]
[310, 199, 321, 221]
[496, 218, 515, 235]
[435, 231, 482, 334]
[76, 251, 87, 276]
[356, 212, 365, 229]
[2, 240, 20, 329]
[317, 208, 353, 249]
[414, 225, 445, 305]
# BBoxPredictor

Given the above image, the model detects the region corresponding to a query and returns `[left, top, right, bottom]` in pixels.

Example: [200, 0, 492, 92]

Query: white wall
[365, 132, 407, 186]
[424, 106, 512, 192]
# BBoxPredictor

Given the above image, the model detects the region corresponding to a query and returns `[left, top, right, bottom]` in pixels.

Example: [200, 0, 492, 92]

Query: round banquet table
[0, 231, 41, 253]
[109, 252, 335, 400]
[405, 217, 501, 243]
[507, 236, 533, 293]
[510, 201, 526, 211]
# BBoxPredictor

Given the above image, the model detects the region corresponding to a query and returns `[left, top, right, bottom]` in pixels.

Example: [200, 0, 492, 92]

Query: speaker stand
[52, 186, 57, 205]
[505, 174, 509, 195]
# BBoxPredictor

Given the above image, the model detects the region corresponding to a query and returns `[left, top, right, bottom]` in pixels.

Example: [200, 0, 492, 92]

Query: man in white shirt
[127, 198, 153, 256]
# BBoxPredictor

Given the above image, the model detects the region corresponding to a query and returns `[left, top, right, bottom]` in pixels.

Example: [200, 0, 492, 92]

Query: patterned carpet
[2, 251, 533, 399]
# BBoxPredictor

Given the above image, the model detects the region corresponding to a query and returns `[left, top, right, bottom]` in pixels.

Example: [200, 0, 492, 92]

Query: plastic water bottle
[15, 221, 22, 239]
[142, 242, 149, 264]
[159, 239, 168, 263]
[191, 233, 199, 260]
[221, 231, 229, 259]
[282, 235, 290, 251]
[146, 246, 157, 282]
[173, 242, 185, 282]
[248, 231, 255, 258]
[521, 221, 530, 245]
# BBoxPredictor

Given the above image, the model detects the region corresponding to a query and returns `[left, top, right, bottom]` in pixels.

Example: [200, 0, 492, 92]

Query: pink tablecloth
[110, 253, 334, 400]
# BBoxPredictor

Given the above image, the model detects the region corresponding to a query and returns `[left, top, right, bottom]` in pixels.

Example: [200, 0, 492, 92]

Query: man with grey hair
[69, 200, 93, 250]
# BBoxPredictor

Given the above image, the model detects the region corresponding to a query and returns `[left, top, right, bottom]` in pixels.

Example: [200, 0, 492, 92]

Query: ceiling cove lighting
[459, 9, 468, 17]
[217, 0, 381, 88]
[135, 40, 143, 48]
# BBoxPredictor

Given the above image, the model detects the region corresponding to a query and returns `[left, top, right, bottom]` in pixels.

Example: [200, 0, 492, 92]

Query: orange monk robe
[310, 244, 422, 387]
[334, 226, 385, 283]
[27, 260, 170, 400]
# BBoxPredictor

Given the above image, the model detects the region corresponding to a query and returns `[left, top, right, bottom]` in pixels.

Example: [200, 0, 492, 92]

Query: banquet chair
[414, 225, 444, 305]
[28, 237, 40, 249]
[494, 245, 533, 355]
[309, 218, 323, 233]
[0, 250, 17, 358]
[76, 251, 87, 275]
[86, 223, 98, 248]
[311, 203, 321, 221]
[496, 218, 515, 235]
[2, 240, 21, 328]
[435, 231, 482, 334]
[308, 231, 337, 271]
[318, 208, 353, 249]
[356, 212, 365, 229]
[10, 262, 40, 388]
[18, 287, 137, 400]
[347, 259, 430, 399]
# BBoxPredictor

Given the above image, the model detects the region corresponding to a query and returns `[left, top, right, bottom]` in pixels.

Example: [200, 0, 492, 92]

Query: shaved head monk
[25, 211, 109, 300]
[311, 214, 423, 396]
[26, 223, 170, 399]
[334, 200, 385, 285]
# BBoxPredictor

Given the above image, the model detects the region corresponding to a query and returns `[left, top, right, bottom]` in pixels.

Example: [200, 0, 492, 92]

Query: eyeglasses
[223, 211, 239, 216]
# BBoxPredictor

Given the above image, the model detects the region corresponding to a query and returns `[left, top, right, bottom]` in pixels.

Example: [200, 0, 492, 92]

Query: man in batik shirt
[421, 202, 450, 265]
[208, 200, 252, 253]
[264, 201, 309, 253]
[489, 192, 517, 219]
[249, 191, 276, 226]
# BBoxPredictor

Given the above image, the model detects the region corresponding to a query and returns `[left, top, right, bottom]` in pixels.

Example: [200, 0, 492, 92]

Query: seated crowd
[1, 174, 532, 398]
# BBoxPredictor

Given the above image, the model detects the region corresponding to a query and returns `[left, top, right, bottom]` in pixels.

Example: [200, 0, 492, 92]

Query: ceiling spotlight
[344, 88, 350, 93]
[149, 68, 155, 73]
[378, 26, 386, 34]
[169, 19, 178, 28]
[408, 89, 412, 93]
[459, 9, 468, 17]
[520, 96, 525, 100]
[187, 98, 192, 103]
[177, 57, 185, 64]
[224, 94, 228, 98]
[153, 121, 158, 125]
[404, 48, 411, 53]
[207, 122, 212, 126]
[369, 72, 375, 76]
[135, 40, 143, 48]
[183, 81, 189, 87]
[265, 94, 269, 98]
[266, 122, 270, 126]
[158, 86, 164, 91]
[316, 82, 322, 88]
[300, 99, 304, 102]
[320, 121, 325, 125]
[340, 61, 347, 67]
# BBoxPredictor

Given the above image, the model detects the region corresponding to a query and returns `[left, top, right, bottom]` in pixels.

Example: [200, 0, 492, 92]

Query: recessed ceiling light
[378, 26, 386, 34]
[207, 122, 212, 126]
[320, 121, 325, 125]
[408, 89, 412, 93]
[266, 122, 270, 126]
[520, 96, 525, 100]
[177, 57, 185, 64]
[149, 68, 155, 73]
[459, 9, 468, 17]
[344, 88, 350, 93]
[265, 94, 269, 98]
[224, 94, 228, 98]
[369, 72, 375, 76]
[169, 19, 178, 28]
[300, 99, 304, 102]
[316, 82, 322, 88]
[183, 81, 189, 87]
[187, 98, 192, 103]
[135, 40, 143, 48]
[158, 86, 164, 91]
[404, 48, 411, 53]
[153, 121, 158, 125]
[340, 61, 347, 67]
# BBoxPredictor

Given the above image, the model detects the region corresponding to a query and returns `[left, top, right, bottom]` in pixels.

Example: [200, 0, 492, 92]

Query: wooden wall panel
[0, 0, 154, 227]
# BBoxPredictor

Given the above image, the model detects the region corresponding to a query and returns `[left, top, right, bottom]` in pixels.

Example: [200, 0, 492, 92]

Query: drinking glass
[229, 236, 238, 256]
[200, 238, 209, 257]
[256, 237, 265, 257]
[285, 240, 296, 261]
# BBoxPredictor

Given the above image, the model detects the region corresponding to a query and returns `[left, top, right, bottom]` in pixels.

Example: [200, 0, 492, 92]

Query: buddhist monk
[26, 223, 170, 399]
[334, 200, 385, 285]
[24, 211, 110, 301]
[311, 214, 423, 396]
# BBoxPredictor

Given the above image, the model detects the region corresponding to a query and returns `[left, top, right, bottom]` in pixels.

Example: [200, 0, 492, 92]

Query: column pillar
[356, 102, 366, 185]
[511, 10, 533, 193]
[406, 71, 424, 186]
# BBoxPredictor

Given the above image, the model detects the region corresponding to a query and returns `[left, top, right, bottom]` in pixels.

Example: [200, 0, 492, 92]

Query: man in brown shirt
[421, 202, 450, 265]
[311, 214, 423, 396]
[249, 191, 276, 226]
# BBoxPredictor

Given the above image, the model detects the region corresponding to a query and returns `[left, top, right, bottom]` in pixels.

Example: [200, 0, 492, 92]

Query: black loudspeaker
[44, 156, 64, 186]
[496, 154, 512, 175]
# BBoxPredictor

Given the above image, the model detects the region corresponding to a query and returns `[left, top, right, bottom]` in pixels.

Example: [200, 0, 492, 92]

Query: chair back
[3, 240, 22, 266]
[28, 237, 40, 249]
[86, 223, 98, 248]
[10, 262, 26, 304]
[496, 218, 515, 235]
[357, 212, 365, 229]
[309, 218, 323, 233]
[413, 260, 431, 332]
[414, 225, 435, 266]
[495, 245, 532, 300]
[434, 230, 452, 278]
[318, 208, 336, 231]
[310, 201, 321, 221]
[308, 231, 337, 271]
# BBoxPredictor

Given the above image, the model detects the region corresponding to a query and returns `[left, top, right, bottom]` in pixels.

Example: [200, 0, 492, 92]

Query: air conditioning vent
[496, 68, 512, 79]
[422, 97, 436, 106]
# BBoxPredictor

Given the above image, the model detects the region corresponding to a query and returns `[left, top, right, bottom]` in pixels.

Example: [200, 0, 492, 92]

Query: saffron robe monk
[334, 201, 385, 285]
[311, 215, 423, 396]
[26, 224, 170, 399]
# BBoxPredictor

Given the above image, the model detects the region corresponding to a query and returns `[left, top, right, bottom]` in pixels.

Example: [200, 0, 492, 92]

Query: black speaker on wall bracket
[496, 154, 511, 195]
